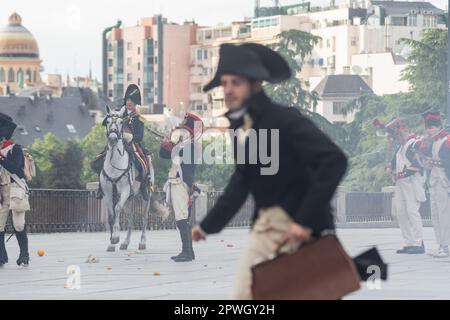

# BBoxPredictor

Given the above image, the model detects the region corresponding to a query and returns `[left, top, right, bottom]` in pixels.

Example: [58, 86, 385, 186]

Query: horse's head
[104, 105, 124, 146]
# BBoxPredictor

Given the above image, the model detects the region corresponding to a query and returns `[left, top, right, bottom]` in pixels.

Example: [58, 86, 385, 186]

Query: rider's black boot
[0, 232, 8, 266]
[96, 179, 104, 199]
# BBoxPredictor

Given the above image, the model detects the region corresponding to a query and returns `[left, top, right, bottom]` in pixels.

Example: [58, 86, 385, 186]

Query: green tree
[401, 28, 448, 113]
[28, 133, 64, 188]
[47, 139, 84, 189]
[264, 29, 350, 149]
[264, 29, 321, 110]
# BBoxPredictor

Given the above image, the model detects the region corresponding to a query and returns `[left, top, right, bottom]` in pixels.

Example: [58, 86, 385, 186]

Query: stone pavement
[0, 227, 449, 300]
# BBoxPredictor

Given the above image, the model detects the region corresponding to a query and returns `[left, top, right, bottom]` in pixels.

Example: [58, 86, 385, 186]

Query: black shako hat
[203, 43, 291, 92]
[0, 112, 17, 139]
[123, 84, 141, 106]
[422, 111, 442, 128]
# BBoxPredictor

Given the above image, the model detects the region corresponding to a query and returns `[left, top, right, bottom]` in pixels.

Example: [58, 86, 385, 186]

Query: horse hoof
[119, 243, 128, 250]
[111, 237, 120, 245]
[138, 243, 146, 251]
[107, 245, 116, 252]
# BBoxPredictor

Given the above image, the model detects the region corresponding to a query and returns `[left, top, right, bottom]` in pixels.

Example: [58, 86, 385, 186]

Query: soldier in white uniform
[417, 112, 450, 258]
[377, 117, 426, 254]
[160, 113, 203, 262]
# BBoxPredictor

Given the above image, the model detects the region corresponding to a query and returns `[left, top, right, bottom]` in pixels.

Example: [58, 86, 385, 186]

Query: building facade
[106, 16, 197, 116]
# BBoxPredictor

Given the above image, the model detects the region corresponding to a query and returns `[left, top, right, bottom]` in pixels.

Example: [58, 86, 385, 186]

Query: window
[148, 57, 153, 64]
[0, 68, 4, 82]
[127, 58, 132, 66]
[351, 37, 358, 46]
[138, 62, 141, 71]
[108, 43, 113, 51]
[17, 69, 23, 84]
[138, 47, 141, 55]
[408, 15, 417, 26]
[197, 49, 202, 60]
[8, 68, 14, 83]
[108, 74, 113, 82]
[66, 124, 77, 134]
[18, 126, 28, 135]
[127, 73, 132, 81]
[127, 42, 132, 50]
[155, 56, 158, 64]
[108, 90, 113, 97]
[138, 78, 141, 86]
[108, 59, 113, 67]
[390, 16, 407, 26]
[203, 50, 208, 60]
[333, 102, 347, 115]
[26, 69, 31, 81]
[423, 15, 437, 28]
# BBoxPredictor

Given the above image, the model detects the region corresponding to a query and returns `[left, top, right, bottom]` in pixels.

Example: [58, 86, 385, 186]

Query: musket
[145, 127, 167, 140]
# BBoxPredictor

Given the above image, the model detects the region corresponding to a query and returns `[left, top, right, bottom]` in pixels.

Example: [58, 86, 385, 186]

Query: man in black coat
[191, 43, 348, 299]
[0, 112, 30, 267]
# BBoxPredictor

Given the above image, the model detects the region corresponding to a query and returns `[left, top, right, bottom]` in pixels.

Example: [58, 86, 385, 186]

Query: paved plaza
[0, 227, 449, 300]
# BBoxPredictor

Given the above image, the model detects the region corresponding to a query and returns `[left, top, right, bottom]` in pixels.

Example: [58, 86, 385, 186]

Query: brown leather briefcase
[251, 235, 361, 300]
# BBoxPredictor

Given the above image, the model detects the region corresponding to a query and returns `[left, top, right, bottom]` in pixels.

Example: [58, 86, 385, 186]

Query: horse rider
[92, 84, 152, 200]
[160, 112, 203, 262]
[0, 112, 31, 267]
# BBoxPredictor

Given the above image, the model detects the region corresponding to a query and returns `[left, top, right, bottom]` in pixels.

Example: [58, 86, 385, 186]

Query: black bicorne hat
[0, 112, 17, 139]
[203, 43, 291, 92]
[123, 84, 141, 106]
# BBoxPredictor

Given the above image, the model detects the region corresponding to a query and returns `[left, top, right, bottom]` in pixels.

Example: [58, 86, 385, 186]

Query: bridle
[102, 113, 134, 200]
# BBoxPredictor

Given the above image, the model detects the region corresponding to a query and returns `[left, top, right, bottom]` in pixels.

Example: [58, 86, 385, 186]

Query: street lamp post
[102, 20, 122, 98]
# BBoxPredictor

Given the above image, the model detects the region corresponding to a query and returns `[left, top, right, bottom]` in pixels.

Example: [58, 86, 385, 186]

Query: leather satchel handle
[274, 230, 336, 255]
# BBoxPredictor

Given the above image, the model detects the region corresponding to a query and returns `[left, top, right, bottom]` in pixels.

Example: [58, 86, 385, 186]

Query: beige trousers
[232, 206, 300, 300]
[394, 178, 424, 247]
[0, 185, 26, 232]
[169, 182, 189, 222]
[429, 170, 450, 246]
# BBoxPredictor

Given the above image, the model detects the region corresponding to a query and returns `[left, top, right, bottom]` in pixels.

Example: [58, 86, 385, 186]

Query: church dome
[0, 12, 39, 60]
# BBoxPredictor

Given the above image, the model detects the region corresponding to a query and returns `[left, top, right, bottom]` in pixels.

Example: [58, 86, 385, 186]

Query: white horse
[101, 105, 154, 252]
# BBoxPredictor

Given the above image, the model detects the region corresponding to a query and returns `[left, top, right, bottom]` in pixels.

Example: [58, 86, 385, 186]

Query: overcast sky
[0, 0, 447, 80]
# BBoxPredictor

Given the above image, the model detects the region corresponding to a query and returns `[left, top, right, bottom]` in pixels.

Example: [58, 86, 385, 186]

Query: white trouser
[168, 181, 189, 222]
[429, 171, 450, 247]
[0, 185, 26, 232]
[394, 178, 424, 247]
[232, 206, 301, 300]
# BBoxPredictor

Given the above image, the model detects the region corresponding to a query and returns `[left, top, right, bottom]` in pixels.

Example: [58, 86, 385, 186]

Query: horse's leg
[120, 198, 133, 250]
[105, 196, 117, 252]
[139, 196, 151, 250]
[111, 189, 130, 245]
